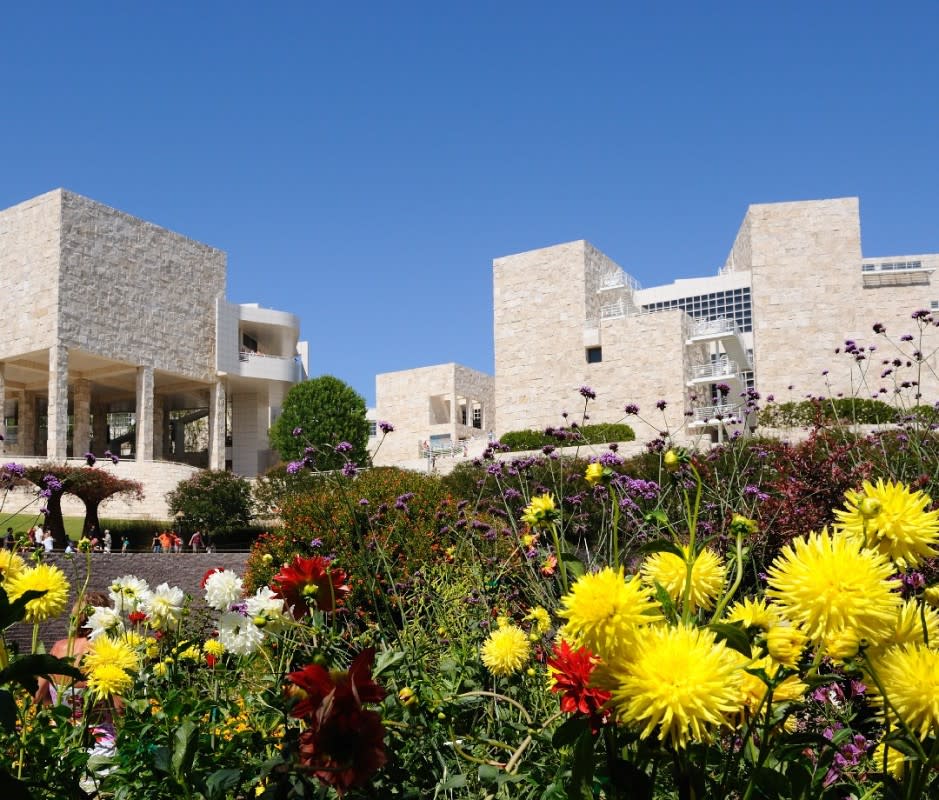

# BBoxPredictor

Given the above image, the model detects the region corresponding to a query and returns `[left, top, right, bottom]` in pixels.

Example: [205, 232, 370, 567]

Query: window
[241, 333, 258, 353]
[472, 405, 482, 429]
[368, 420, 377, 436]
[586, 346, 603, 363]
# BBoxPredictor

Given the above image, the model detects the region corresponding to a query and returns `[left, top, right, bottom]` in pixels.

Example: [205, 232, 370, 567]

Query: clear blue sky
[3, 3, 937, 406]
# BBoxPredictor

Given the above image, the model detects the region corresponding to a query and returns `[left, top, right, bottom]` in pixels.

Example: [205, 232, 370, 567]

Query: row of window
[641, 287, 753, 332]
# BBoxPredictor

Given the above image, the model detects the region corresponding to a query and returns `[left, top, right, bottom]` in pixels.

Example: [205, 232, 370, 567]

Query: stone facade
[0, 189, 307, 485]
[372, 363, 494, 465]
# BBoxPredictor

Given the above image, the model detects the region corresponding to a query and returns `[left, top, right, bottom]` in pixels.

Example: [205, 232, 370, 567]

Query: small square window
[586, 347, 603, 364]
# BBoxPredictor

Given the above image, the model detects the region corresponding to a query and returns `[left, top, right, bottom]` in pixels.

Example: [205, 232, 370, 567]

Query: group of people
[4, 525, 55, 553]
[150, 529, 207, 553]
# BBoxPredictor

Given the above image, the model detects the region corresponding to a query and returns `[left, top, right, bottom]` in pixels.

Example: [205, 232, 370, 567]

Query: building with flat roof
[374, 197, 938, 464]
[0, 189, 307, 481]
[370, 363, 493, 467]
[494, 197, 938, 443]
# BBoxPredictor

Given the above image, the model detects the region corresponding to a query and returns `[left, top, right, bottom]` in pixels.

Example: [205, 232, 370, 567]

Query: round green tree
[165, 469, 254, 539]
[269, 375, 370, 470]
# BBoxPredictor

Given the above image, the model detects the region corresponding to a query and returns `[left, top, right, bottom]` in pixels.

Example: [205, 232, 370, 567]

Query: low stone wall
[2, 457, 203, 520]
[7, 551, 250, 653]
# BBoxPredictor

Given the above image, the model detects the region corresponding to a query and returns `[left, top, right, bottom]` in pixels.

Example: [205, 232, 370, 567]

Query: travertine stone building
[0, 189, 307, 479]
[371, 363, 494, 466]
[492, 197, 939, 444]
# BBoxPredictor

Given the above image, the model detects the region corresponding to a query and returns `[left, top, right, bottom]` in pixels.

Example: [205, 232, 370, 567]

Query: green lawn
[0, 514, 85, 540]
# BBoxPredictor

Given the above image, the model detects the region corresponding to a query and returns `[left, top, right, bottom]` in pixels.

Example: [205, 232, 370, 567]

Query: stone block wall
[0, 190, 61, 360]
[373, 363, 494, 465]
[57, 191, 226, 382]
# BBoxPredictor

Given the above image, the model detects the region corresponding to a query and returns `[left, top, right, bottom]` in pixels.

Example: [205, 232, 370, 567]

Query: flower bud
[859, 497, 882, 518]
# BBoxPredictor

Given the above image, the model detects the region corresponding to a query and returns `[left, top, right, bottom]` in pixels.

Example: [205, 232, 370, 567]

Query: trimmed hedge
[759, 397, 901, 427]
[499, 422, 635, 452]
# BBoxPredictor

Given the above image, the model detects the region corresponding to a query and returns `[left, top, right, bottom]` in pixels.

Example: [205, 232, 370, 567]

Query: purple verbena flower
[579, 385, 596, 400]
[378, 420, 394, 434]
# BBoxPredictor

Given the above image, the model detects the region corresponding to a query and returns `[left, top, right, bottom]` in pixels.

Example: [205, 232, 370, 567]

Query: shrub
[499, 422, 634, 452]
[759, 396, 899, 427]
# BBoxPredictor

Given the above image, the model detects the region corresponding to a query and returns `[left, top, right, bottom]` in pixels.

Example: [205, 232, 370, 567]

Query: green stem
[710, 530, 745, 623]
[548, 521, 568, 595]
[609, 485, 620, 568]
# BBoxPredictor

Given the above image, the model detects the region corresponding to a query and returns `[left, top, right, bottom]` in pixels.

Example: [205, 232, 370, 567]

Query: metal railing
[689, 360, 737, 381]
[689, 317, 737, 338]
[598, 269, 642, 292]
[692, 403, 742, 422]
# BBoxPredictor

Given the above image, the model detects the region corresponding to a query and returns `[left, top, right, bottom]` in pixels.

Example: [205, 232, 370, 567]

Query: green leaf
[437, 774, 467, 790]
[566, 731, 595, 800]
[478, 764, 500, 784]
[171, 720, 199, 780]
[752, 765, 790, 799]
[1, 590, 47, 629]
[0, 654, 83, 695]
[206, 768, 241, 800]
[637, 537, 683, 557]
[373, 649, 406, 678]
[708, 622, 752, 657]
[552, 715, 589, 749]
[559, 552, 585, 579]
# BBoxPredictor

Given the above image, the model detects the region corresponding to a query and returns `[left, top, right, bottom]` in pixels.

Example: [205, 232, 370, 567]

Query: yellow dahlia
[641, 546, 726, 612]
[84, 635, 140, 674]
[559, 567, 660, 663]
[608, 624, 741, 749]
[521, 494, 558, 528]
[525, 606, 551, 637]
[86, 663, 134, 700]
[925, 586, 939, 609]
[725, 597, 778, 631]
[481, 624, 530, 676]
[738, 655, 806, 715]
[835, 479, 939, 567]
[204, 639, 226, 657]
[871, 740, 908, 780]
[873, 643, 939, 739]
[0, 550, 26, 586]
[875, 599, 939, 654]
[766, 624, 808, 668]
[6, 563, 69, 622]
[765, 528, 900, 647]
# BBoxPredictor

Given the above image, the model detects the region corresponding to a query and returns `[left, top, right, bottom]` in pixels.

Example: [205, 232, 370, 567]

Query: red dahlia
[271, 555, 350, 617]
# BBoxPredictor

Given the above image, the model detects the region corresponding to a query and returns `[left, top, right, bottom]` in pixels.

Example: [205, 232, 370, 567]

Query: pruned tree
[23, 464, 144, 545]
[268, 375, 369, 470]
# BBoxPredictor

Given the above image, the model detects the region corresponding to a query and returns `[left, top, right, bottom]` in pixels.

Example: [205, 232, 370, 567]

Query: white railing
[690, 360, 737, 381]
[689, 317, 737, 338]
[598, 269, 642, 292]
[600, 300, 626, 319]
[692, 403, 742, 422]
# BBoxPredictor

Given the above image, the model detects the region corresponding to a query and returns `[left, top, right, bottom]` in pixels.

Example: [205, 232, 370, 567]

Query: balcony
[688, 359, 738, 383]
[688, 317, 737, 339]
[689, 403, 742, 426]
[861, 261, 933, 288]
[234, 351, 302, 382]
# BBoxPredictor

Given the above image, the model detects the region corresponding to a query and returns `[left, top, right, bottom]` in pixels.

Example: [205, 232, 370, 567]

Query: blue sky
[2, 3, 937, 406]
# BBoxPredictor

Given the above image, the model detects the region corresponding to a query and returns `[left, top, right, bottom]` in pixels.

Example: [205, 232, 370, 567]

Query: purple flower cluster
[578, 385, 596, 400]
[378, 420, 394, 434]
[335, 441, 353, 453]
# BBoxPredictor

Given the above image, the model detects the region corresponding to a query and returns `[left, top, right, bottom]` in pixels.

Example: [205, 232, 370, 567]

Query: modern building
[0, 189, 308, 481]
[370, 363, 493, 467]
[374, 197, 938, 463]
[494, 197, 938, 443]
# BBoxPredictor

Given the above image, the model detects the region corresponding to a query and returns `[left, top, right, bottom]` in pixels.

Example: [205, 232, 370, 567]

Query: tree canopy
[165, 469, 254, 538]
[22, 464, 144, 544]
[268, 375, 370, 470]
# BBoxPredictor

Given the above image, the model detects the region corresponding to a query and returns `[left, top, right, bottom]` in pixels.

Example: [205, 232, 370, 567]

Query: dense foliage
[268, 375, 370, 469]
[166, 469, 254, 538]
[499, 422, 635, 452]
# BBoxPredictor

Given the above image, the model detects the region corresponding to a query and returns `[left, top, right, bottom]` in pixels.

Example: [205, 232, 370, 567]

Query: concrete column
[208, 380, 226, 470]
[72, 379, 91, 457]
[0, 363, 6, 453]
[47, 345, 69, 461]
[92, 403, 108, 455]
[135, 366, 154, 462]
[153, 394, 165, 460]
[20, 392, 36, 456]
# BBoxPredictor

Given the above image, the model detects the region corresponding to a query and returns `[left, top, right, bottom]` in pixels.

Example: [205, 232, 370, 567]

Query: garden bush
[499, 422, 634, 452]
